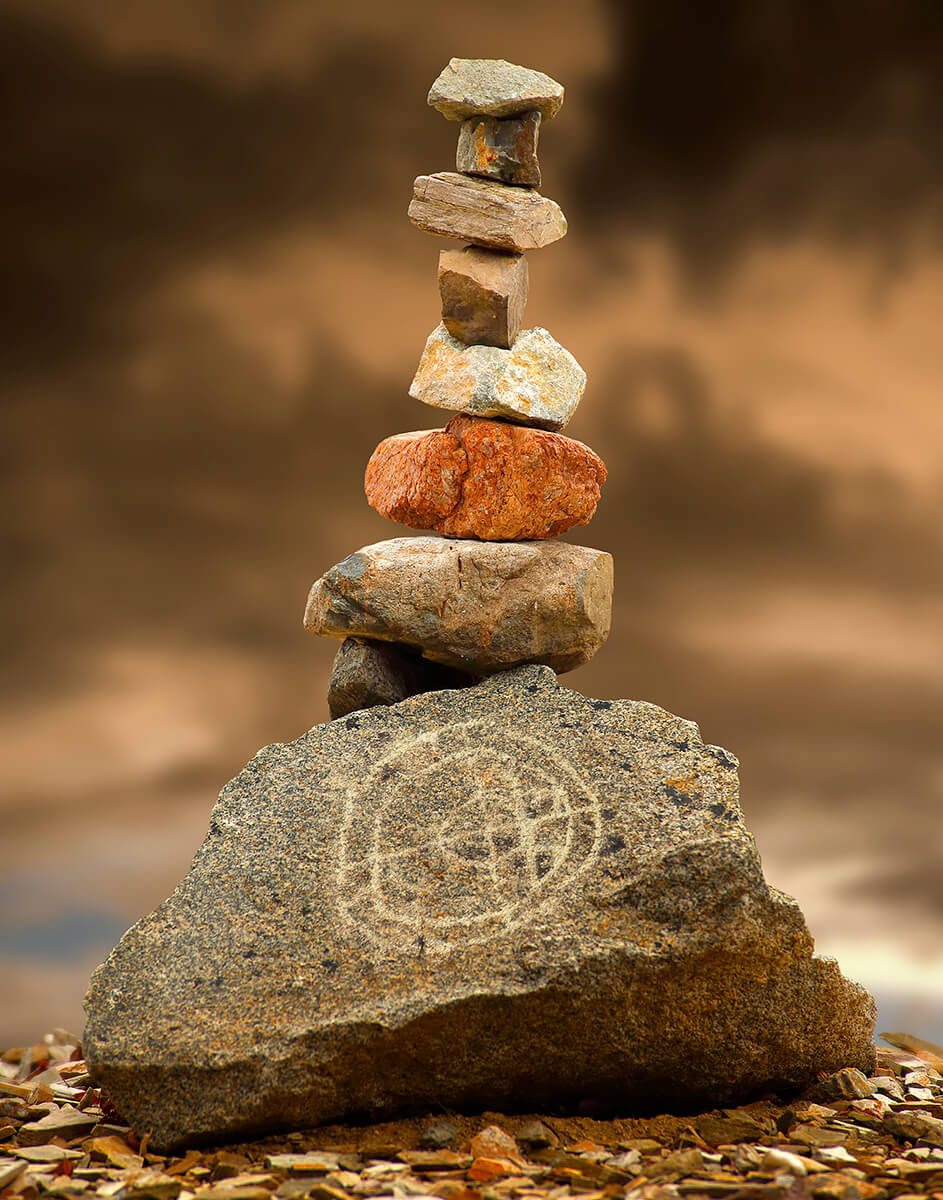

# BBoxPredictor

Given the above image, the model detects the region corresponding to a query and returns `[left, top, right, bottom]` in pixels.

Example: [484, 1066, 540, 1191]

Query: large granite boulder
[84, 666, 875, 1152]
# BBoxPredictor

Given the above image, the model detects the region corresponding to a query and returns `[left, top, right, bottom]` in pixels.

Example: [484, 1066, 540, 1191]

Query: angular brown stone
[409, 173, 566, 252]
[427, 58, 564, 121]
[438, 246, 528, 348]
[364, 414, 606, 541]
[456, 111, 541, 188]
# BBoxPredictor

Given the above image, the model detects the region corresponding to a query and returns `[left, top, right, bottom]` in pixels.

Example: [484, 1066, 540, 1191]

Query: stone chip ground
[3, 1033, 943, 1200]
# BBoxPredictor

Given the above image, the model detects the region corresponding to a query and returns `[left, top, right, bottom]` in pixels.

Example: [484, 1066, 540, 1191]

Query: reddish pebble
[468, 1157, 519, 1182]
[364, 414, 606, 541]
[469, 1124, 524, 1162]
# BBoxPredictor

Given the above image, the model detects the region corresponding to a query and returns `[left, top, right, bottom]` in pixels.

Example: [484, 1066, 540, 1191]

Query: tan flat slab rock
[304, 537, 613, 674]
[409, 173, 566, 252]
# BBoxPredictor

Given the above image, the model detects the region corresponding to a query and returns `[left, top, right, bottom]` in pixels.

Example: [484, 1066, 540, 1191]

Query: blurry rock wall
[1, 0, 941, 1046]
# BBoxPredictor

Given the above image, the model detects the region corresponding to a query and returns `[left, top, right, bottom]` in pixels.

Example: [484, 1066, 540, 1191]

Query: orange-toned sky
[1, 0, 942, 1048]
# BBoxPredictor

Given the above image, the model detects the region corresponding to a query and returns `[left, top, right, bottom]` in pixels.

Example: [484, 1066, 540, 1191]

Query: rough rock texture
[84, 665, 876, 1152]
[304, 537, 613, 674]
[457, 112, 542, 187]
[365, 416, 605, 541]
[409, 324, 584, 430]
[438, 246, 528, 349]
[328, 637, 473, 719]
[409, 173, 566, 252]
[428, 58, 564, 121]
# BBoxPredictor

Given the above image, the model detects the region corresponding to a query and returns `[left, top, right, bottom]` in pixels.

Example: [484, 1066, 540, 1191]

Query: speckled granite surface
[84, 666, 875, 1151]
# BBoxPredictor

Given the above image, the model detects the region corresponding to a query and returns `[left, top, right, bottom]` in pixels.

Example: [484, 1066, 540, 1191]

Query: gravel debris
[3, 1032, 943, 1200]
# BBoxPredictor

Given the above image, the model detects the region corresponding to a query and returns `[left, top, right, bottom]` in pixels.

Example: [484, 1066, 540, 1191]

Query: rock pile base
[84, 667, 874, 1152]
[4, 1030, 942, 1200]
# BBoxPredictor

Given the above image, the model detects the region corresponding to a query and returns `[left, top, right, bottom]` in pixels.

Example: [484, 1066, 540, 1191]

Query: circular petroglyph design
[336, 720, 603, 951]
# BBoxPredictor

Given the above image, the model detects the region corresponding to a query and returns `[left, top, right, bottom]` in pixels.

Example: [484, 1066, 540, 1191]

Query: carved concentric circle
[336, 720, 603, 951]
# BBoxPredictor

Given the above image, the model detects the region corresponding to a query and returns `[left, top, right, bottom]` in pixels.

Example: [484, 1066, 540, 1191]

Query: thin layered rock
[408, 172, 566, 252]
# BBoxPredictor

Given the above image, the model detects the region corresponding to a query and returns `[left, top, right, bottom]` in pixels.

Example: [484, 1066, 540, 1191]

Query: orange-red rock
[468, 1125, 524, 1164]
[364, 415, 606, 541]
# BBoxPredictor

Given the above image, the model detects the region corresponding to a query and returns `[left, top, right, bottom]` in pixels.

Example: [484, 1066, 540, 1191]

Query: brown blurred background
[2, 0, 942, 1049]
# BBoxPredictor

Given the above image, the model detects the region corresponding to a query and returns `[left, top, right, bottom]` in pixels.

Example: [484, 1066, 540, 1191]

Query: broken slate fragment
[428, 58, 564, 121]
[438, 246, 528, 349]
[17, 1107, 99, 1145]
[409, 173, 566, 252]
[409, 323, 585, 429]
[304, 536, 613, 674]
[84, 665, 875, 1151]
[365, 415, 606, 541]
[457, 111, 542, 187]
[327, 637, 472, 720]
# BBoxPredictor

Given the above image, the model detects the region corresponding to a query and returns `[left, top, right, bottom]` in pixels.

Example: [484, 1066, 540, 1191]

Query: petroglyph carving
[337, 720, 603, 951]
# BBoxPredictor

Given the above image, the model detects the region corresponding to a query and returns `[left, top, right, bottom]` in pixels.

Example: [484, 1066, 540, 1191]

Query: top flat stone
[428, 58, 564, 121]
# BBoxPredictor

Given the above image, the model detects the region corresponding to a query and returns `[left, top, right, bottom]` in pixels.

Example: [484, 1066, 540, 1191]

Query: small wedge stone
[438, 247, 527, 349]
[409, 173, 565, 252]
[457, 112, 541, 187]
[365, 415, 606, 541]
[304, 537, 613, 674]
[427, 58, 564, 121]
[0, 1161, 27, 1189]
[409, 323, 584, 430]
[327, 637, 472, 719]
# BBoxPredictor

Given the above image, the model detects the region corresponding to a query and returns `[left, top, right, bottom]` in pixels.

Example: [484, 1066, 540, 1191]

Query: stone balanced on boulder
[83, 58, 876, 1153]
[309, 57, 609, 714]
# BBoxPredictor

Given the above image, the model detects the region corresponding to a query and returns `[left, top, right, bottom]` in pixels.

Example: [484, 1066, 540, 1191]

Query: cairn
[83, 61, 876, 1153]
[304, 59, 614, 719]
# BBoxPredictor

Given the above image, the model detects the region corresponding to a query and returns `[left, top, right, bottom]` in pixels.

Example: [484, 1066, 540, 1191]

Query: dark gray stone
[420, 1119, 459, 1149]
[83, 666, 875, 1152]
[327, 637, 472, 720]
[456, 112, 542, 188]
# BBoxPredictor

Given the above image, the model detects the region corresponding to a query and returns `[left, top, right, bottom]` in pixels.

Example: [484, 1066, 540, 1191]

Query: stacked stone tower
[305, 59, 614, 718]
[84, 60, 877, 1151]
